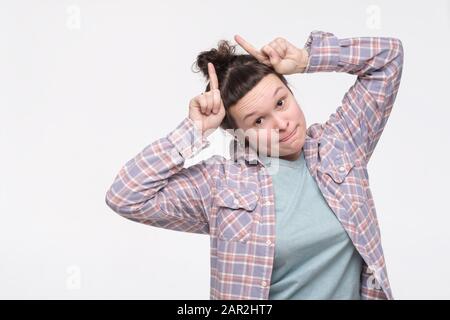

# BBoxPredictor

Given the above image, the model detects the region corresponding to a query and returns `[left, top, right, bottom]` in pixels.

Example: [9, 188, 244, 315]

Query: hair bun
[193, 40, 237, 81]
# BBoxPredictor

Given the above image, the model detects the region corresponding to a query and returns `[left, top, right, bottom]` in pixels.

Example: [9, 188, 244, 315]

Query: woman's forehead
[231, 75, 286, 118]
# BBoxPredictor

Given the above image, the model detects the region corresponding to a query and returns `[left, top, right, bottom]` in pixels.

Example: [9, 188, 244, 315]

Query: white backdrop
[1, 0, 449, 299]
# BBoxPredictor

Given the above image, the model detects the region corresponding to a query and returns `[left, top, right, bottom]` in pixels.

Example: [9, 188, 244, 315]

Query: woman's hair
[192, 39, 292, 131]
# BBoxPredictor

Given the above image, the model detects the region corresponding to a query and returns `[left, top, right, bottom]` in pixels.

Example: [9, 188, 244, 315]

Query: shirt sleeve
[303, 30, 404, 165]
[105, 116, 222, 234]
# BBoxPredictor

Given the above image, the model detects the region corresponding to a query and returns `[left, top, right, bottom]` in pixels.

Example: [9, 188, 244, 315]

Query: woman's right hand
[189, 62, 226, 137]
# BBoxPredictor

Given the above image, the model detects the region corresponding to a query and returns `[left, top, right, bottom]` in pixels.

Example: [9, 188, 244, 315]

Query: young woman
[105, 30, 404, 300]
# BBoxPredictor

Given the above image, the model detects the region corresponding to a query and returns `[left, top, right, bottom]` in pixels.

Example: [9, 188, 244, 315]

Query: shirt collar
[229, 137, 306, 168]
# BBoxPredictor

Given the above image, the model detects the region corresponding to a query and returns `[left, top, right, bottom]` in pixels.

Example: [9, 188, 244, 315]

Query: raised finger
[208, 63, 219, 91]
[212, 89, 220, 114]
[234, 34, 267, 62]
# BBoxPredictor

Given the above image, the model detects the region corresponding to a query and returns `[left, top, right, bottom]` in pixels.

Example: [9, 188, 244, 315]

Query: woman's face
[229, 74, 307, 161]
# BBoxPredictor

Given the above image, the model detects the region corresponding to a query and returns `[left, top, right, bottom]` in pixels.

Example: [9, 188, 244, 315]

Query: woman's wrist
[296, 48, 309, 73]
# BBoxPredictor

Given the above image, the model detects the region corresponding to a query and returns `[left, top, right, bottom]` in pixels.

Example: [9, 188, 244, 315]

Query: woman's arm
[106, 63, 226, 235]
[302, 30, 404, 165]
[105, 117, 221, 234]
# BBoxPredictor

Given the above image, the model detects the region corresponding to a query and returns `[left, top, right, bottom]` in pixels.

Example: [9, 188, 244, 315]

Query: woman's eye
[276, 99, 285, 107]
[254, 99, 285, 126]
[255, 117, 263, 125]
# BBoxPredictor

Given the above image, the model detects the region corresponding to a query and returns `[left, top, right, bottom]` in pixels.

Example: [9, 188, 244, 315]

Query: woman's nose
[273, 116, 289, 130]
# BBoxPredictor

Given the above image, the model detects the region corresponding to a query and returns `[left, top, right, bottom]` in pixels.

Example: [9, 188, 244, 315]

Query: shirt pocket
[215, 187, 259, 243]
[322, 151, 356, 184]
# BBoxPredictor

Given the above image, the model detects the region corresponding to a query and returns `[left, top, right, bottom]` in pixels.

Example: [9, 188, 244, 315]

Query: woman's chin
[279, 139, 305, 158]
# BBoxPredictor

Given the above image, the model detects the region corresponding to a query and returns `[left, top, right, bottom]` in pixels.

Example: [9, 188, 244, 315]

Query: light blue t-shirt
[259, 149, 362, 299]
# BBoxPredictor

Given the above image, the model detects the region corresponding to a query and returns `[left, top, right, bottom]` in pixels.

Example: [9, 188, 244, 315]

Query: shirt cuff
[303, 30, 340, 73]
[166, 117, 211, 159]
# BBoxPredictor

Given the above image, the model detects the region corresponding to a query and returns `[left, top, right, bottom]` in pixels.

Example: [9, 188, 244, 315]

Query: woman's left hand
[234, 35, 309, 75]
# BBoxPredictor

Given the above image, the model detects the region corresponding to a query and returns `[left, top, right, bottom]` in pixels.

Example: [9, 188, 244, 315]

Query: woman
[105, 30, 404, 300]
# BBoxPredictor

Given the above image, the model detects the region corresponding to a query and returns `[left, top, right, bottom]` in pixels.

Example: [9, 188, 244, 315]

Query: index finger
[234, 34, 266, 62]
[208, 62, 219, 91]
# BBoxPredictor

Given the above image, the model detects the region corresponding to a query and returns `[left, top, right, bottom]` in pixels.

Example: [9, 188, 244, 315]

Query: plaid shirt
[105, 30, 404, 300]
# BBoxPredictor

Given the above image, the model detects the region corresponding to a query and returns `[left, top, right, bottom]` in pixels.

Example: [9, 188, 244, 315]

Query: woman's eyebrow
[272, 86, 284, 98]
[243, 110, 258, 122]
[243, 86, 285, 122]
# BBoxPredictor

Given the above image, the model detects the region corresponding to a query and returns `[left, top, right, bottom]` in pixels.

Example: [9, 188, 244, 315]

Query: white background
[1, 0, 449, 299]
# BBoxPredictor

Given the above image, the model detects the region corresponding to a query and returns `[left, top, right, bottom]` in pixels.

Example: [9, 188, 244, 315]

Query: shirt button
[261, 281, 268, 287]
[339, 166, 345, 172]
[266, 240, 272, 246]
[265, 201, 271, 206]
[233, 199, 239, 205]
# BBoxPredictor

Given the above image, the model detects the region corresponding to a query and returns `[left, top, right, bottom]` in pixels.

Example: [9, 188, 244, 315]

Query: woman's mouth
[280, 126, 298, 143]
